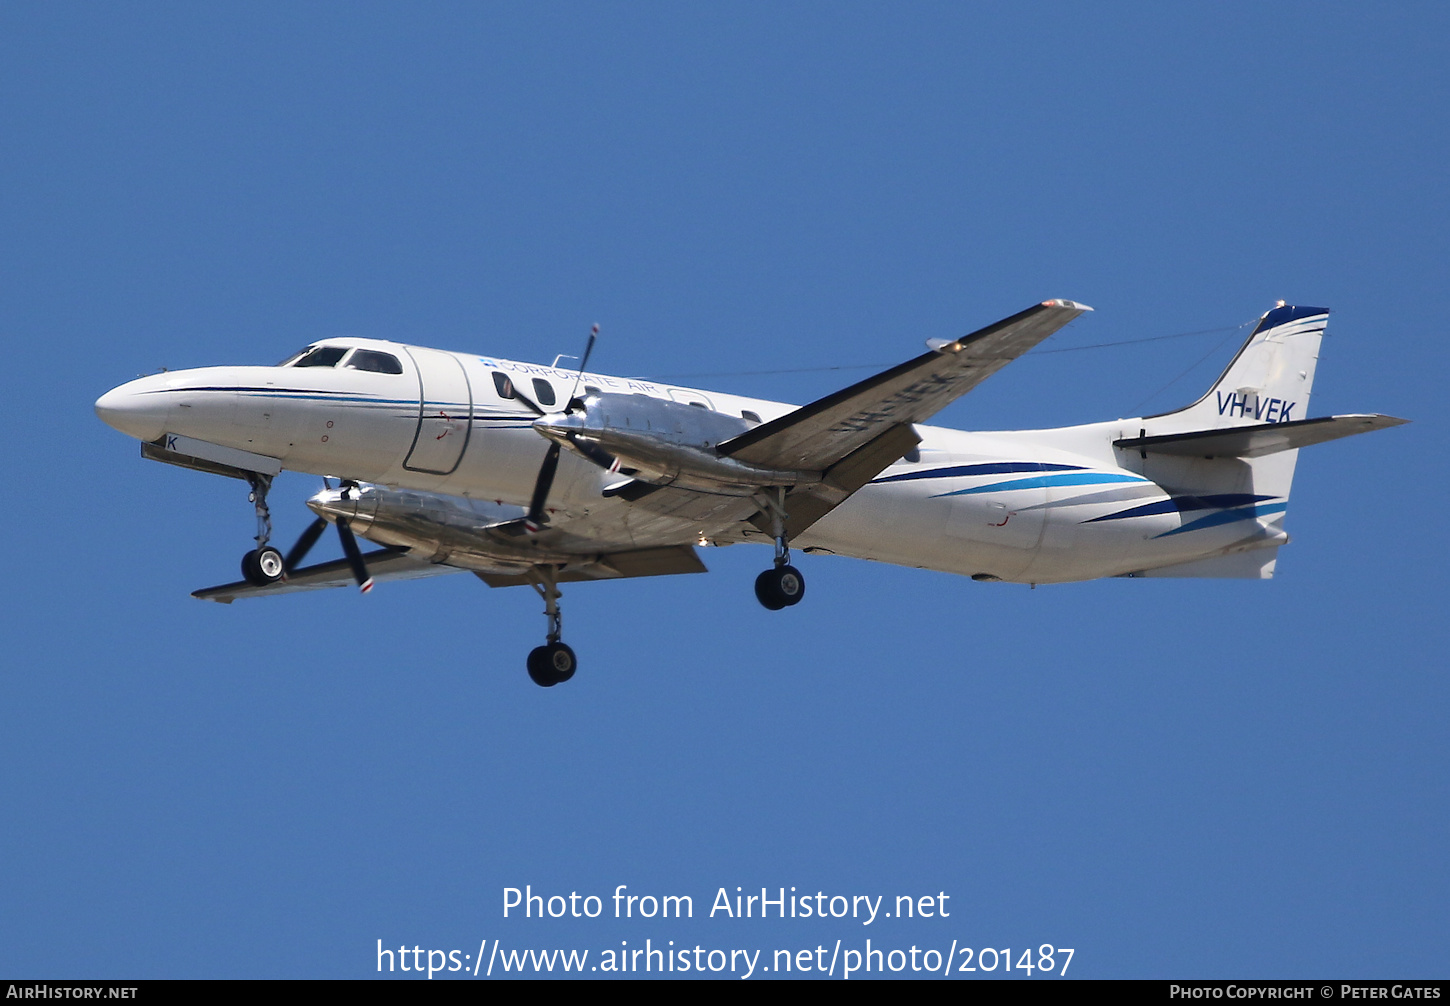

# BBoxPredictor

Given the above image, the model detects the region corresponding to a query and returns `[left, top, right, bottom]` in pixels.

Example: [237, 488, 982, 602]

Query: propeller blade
[283, 516, 329, 573]
[569, 324, 599, 403]
[334, 517, 374, 593]
[525, 442, 562, 532]
[505, 376, 547, 417]
[570, 437, 617, 471]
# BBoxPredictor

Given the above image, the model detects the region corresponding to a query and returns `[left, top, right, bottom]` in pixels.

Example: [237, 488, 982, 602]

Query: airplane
[95, 299, 1406, 686]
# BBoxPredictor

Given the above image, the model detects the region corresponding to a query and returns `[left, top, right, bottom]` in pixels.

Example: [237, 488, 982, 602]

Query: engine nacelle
[534, 392, 819, 494]
[306, 485, 571, 571]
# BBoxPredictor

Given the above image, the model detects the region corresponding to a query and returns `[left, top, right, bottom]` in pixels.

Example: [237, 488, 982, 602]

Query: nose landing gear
[240, 474, 286, 586]
[526, 565, 577, 687]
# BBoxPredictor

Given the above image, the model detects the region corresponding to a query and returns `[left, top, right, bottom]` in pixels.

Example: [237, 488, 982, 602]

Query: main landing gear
[754, 487, 806, 611]
[240, 473, 286, 586]
[526, 565, 577, 687]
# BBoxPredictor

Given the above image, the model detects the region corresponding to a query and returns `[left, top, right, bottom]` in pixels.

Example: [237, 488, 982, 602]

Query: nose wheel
[242, 546, 285, 585]
[240, 473, 286, 585]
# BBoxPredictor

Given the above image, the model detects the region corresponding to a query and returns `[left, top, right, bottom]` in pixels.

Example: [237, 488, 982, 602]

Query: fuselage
[95, 336, 1285, 584]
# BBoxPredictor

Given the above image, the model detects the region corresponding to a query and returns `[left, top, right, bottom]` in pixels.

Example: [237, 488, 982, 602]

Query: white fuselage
[95, 337, 1286, 584]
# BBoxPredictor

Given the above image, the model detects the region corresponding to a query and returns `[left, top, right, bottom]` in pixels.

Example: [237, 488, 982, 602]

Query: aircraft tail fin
[1149, 303, 1328, 431]
[1118, 305, 1405, 578]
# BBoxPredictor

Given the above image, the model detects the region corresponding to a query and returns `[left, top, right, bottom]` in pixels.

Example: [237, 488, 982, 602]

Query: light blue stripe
[932, 472, 1149, 497]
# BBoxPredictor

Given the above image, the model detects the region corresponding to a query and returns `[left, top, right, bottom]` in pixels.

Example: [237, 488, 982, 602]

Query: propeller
[334, 516, 374, 593]
[524, 442, 562, 533]
[281, 486, 374, 593]
[517, 324, 603, 532]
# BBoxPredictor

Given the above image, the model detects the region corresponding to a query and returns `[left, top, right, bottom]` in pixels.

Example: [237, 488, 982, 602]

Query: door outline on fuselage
[402, 348, 474, 476]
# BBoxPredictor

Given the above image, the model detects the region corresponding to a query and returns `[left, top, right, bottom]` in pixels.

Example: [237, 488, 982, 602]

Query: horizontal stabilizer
[1115, 414, 1407, 459]
[1130, 547, 1281, 579]
[193, 547, 455, 602]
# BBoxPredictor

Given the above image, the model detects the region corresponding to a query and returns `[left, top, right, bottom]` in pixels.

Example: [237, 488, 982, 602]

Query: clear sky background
[2, 2, 1446, 980]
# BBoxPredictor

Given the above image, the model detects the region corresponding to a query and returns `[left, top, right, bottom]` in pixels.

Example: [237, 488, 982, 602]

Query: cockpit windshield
[291, 346, 350, 368]
[277, 345, 403, 373]
[345, 349, 403, 374]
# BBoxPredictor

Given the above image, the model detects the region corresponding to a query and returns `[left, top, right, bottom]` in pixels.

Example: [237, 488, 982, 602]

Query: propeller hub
[306, 487, 373, 526]
[532, 413, 587, 445]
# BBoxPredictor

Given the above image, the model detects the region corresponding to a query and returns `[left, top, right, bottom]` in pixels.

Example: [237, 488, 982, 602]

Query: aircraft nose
[95, 377, 171, 442]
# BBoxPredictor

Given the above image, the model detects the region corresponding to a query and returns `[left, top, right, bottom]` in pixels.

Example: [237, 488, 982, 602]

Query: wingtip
[1042, 299, 1093, 312]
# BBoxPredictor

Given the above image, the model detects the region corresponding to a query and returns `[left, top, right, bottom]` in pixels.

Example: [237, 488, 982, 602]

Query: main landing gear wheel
[755, 564, 805, 610]
[527, 642, 577, 688]
[241, 546, 285, 586]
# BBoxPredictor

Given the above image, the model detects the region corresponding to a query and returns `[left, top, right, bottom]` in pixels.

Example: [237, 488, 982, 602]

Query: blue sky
[2, 2, 1445, 979]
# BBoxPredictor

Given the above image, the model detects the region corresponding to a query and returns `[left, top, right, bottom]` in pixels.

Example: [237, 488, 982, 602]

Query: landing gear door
[403, 348, 474, 475]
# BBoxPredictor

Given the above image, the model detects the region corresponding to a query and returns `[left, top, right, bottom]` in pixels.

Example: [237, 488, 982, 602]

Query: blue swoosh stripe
[1153, 502, 1289, 538]
[1083, 493, 1277, 523]
[873, 462, 1085, 485]
[933, 472, 1149, 496]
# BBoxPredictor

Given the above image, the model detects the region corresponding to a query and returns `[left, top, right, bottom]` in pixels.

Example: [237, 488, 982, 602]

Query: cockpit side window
[345, 350, 403, 374]
[293, 346, 349, 368]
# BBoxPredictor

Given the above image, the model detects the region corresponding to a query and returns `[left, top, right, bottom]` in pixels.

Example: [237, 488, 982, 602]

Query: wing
[719, 299, 1091, 471]
[472, 545, 706, 587]
[193, 547, 459, 602]
[193, 542, 709, 599]
[619, 300, 1091, 538]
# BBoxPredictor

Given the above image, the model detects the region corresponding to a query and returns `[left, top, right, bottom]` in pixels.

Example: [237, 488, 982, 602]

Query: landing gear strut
[526, 565, 577, 687]
[755, 487, 805, 611]
[240, 473, 285, 586]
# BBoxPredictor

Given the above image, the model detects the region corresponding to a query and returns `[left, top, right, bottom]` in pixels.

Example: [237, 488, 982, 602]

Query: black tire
[755, 565, 806, 610]
[241, 546, 285, 586]
[527, 643, 577, 687]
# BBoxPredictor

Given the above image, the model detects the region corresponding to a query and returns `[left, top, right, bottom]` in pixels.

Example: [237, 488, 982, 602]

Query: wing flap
[1114, 414, 1408, 459]
[749, 422, 922, 538]
[472, 545, 707, 587]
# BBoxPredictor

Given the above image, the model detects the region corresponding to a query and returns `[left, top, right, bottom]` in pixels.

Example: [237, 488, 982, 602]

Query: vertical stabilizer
[1151, 303, 1327, 432]
[1125, 305, 1330, 576]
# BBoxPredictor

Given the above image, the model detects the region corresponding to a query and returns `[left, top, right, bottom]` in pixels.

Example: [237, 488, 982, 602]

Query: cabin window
[492, 372, 516, 399]
[345, 350, 403, 374]
[741, 411, 761, 424]
[532, 378, 557, 407]
[292, 346, 349, 368]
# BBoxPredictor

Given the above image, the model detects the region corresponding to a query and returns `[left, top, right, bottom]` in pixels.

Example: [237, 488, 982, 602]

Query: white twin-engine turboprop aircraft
[97, 300, 1405, 686]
